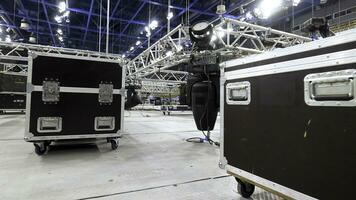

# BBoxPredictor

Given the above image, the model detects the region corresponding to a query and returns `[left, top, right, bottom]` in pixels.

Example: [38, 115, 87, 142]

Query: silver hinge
[42, 80, 60, 103]
[98, 83, 114, 104]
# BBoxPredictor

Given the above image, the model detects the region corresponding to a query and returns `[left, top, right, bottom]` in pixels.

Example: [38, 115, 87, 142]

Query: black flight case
[24, 52, 125, 155]
[220, 29, 356, 200]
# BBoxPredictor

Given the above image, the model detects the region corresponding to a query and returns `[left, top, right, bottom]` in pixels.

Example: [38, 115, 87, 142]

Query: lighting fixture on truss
[20, 18, 30, 30]
[167, 12, 174, 20]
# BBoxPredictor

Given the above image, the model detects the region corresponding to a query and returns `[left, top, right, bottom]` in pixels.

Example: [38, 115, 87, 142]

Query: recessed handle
[37, 117, 62, 133]
[95, 116, 115, 131]
[226, 82, 251, 105]
[304, 69, 356, 107]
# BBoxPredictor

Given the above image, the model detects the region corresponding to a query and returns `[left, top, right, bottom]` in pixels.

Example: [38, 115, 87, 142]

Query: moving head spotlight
[187, 21, 221, 132]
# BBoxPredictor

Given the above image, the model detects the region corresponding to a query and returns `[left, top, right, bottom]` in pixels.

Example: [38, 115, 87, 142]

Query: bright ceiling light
[149, 20, 158, 30]
[293, 0, 301, 6]
[136, 41, 141, 46]
[58, 36, 64, 42]
[255, 0, 282, 19]
[5, 35, 11, 42]
[54, 15, 62, 23]
[130, 46, 134, 51]
[63, 11, 70, 18]
[57, 28, 63, 35]
[20, 18, 30, 30]
[167, 12, 174, 20]
[0, 27, 2, 33]
[58, 1, 66, 13]
[122, 54, 126, 58]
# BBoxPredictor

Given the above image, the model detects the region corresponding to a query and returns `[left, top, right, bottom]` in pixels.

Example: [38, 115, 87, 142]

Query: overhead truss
[0, 41, 124, 75]
[126, 17, 312, 80]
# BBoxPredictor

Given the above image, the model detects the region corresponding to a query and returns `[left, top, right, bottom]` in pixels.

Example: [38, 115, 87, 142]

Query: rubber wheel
[163, 112, 166, 115]
[237, 180, 255, 198]
[34, 144, 47, 156]
[111, 140, 119, 150]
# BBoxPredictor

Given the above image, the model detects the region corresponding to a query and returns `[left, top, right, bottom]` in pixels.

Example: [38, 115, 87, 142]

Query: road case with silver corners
[220, 28, 356, 200]
[25, 52, 125, 155]
[0, 73, 26, 112]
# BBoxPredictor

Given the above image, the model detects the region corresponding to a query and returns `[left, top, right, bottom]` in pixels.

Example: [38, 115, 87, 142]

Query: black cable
[186, 65, 219, 147]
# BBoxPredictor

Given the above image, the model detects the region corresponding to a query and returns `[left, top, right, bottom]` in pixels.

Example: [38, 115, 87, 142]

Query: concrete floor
[0, 111, 279, 200]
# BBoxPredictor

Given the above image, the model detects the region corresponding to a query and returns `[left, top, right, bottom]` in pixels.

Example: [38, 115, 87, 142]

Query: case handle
[309, 78, 354, 101]
[304, 69, 356, 107]
[226, 82, 251, 105]
[37, 117, 62, 133]
[95, 116, 115, 131]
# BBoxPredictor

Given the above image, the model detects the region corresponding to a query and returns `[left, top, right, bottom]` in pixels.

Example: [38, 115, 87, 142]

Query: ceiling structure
[0, 0, 316, 57]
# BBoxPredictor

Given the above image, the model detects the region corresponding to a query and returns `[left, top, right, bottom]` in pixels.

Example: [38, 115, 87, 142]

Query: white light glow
[293, 0, 301, 6]
[57, 28, 63, 35]
[217, 31, 225, 38]
[54, 15, 62, 23]
[5, 35, 11, 42]
[246, 11, 253, 20]
[256, 0, 283, 19]
[176, 45, 183, 51]
[122, 54, 126, 58]
[211, 35, 217, 42]
[0, 27, 2, 33]
[166, 51, 173, 56]
[227, 26, 233, 33]
[149, 20, 159, 30]
[58, 36, 63, 42]
[63, 11, 70, 18]
[167, 12, 174, 20]
[58, 1, 66, 13]
[136, 41, 141, 46]
[130, 46, 134, 51]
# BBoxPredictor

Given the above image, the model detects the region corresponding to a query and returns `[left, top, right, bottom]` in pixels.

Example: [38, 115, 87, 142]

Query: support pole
[99, 0, 102, 52]
[106, 0, 110, 53]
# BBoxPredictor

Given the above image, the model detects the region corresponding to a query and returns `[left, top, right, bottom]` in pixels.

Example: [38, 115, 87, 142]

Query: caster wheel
[110, 140, 119, 150]
[34, 144, 47, 156]
[163, 112, 166, 115]
[237, 179, 255, 198]
[44, 141, 52, 146]
[168, 112, 171, 116]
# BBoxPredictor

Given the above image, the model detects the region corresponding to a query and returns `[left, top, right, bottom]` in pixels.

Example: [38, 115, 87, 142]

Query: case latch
[37, 117, 62, 133]
[98, 83, 114, 104]
[304, 69, 356, 107]
[95, 116, 115, 131]
[226, 82, 251, 105]
[42, 80, 60, 103]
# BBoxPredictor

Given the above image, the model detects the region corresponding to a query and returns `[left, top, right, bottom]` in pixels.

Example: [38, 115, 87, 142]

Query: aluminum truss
[126, 17, 312, 80]
[127, 24, 192, 80]
[0, 41, 124, 75]
[140, 70, 188, 83]
[139, 81, 181, 94]
[212, 18, 312, 55]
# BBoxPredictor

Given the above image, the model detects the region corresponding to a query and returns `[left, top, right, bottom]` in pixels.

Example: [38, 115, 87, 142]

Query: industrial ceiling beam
[120, 2, 146, 35]
[82, 0, 95, 47]
[0, 10, 150, 41]
[41, 0, 56, 46]
[27, 0, 146, 26]
[129, 0, 199, 55]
